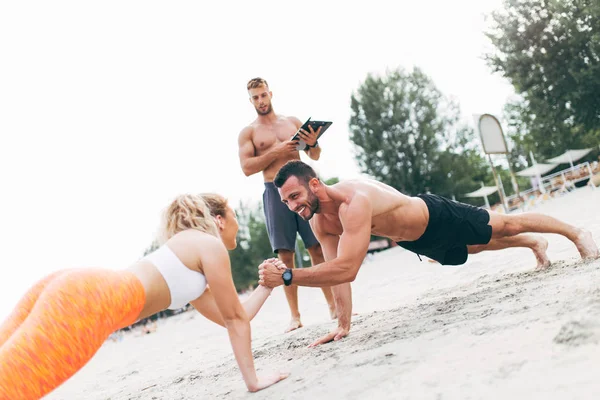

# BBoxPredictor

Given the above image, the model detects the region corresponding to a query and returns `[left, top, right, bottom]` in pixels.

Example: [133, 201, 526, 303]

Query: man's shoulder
[238, 123, 256, 140]
[337, 185, 373, 216]
[284, 115, 302, 127]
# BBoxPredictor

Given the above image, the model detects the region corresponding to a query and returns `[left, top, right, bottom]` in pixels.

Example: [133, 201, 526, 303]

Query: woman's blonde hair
[199, 193, 229, 218]
[158, 193, 220, 244]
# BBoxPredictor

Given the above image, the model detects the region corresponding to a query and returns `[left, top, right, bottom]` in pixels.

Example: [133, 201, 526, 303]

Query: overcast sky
[0, 0, 515, 320]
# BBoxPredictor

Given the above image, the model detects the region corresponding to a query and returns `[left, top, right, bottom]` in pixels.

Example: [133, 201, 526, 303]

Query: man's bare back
[312, 179, 430, 243]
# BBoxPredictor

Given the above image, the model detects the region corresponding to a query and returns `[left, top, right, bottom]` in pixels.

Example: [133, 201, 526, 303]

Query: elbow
[222, 309, 249, 327]
[223, 316, 250, 334]
[341, 264, 360, 283]
[241, 165, 253, 177]
[344, 271, 358, 283]
[240, 160, 255, 177]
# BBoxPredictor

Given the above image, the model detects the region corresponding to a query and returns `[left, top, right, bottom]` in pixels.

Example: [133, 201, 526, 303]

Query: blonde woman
[0, 193, 288, 399]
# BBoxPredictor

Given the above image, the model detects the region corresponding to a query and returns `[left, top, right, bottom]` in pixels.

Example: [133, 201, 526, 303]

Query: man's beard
[255, 103, 272, 116]
[300, 193, 320, 220]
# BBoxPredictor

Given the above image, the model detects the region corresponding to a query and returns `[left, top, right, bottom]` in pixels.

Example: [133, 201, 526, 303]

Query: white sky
[0, 0, 514, 320]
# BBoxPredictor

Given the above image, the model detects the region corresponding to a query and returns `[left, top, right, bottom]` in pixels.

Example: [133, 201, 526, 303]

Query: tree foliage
[348, 67, 490, 199]
[228, 200, 273, 291]
[485, 0, 600, 159]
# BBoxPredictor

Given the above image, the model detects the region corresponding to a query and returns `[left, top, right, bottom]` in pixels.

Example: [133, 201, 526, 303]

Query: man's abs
[260, 153, 302, 182]
[252, 117, 301, 182]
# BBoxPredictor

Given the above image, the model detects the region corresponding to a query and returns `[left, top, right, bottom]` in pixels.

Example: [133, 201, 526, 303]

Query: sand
[45, 188, 600, 400]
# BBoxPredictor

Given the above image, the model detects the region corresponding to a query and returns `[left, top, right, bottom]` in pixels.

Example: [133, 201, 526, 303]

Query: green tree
[485, 0, 600, 159]
[228, 200, 272, 291]
[142, 240, 159, 257]
[349, 67, 489, 199]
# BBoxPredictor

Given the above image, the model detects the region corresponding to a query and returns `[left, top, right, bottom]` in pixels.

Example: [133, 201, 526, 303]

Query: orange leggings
[0, 268, 146, 400]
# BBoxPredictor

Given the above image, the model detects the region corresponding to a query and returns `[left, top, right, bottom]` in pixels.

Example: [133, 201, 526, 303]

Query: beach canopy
[516, 163, 558, 177]
[464, 186, 498, 198]
[546, 148, 593, 165]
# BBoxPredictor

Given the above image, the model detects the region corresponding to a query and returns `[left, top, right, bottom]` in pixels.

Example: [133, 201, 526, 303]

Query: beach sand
[45, 188, 600, 400]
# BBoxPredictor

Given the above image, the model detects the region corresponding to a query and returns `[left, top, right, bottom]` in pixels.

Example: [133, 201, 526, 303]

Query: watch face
[283, 271, 292, 279]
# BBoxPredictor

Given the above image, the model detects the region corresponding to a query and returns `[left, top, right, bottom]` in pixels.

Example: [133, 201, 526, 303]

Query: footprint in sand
[554, 319, 600, 346]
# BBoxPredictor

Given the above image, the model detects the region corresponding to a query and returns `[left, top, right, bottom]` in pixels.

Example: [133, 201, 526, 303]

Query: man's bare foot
[285, 318, 303, 333]
[574, 229, 600, 260]
[532, 236, 551, 270]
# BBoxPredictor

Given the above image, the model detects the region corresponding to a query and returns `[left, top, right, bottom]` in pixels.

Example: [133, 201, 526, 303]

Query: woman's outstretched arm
[191, 259, 285, 326]
[193, 235, 287, 392]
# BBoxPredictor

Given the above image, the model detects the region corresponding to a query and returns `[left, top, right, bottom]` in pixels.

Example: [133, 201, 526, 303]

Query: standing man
[238, 77, 336, 332]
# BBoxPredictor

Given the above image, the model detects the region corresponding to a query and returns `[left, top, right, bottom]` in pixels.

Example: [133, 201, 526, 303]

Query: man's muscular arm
[259, 194, 372, 288]
[238, 126, 295, 176]
[307, 230, 353, 347]
[293, 196, 371, 286]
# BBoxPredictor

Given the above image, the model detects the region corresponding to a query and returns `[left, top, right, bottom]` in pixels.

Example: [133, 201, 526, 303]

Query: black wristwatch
[308, 141, 319, 149]
[282, 268, 293, 286]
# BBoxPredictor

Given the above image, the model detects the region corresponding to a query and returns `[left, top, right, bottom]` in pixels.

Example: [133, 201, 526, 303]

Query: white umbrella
[546, 148, 593, 168]
[464, 186, 499, 197]
[464, 184, 498, 209]
[529, 151, 546, 193]
[516, 163, 558, 177]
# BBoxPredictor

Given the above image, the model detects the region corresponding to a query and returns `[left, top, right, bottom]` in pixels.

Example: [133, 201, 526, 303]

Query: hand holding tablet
[292, 117, 333, 151]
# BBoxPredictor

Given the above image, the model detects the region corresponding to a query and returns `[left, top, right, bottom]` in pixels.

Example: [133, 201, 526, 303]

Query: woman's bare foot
[532, 236, 551, 270]
[285, 318, 303, 333]
[574, 229, 600, 260]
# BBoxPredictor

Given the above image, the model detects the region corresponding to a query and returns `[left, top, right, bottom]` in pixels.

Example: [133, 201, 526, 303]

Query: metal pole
[586, 161, 595, 190]
[294, 240, 303, 268]
[568, 152, 574, 169]
[488, 154, 508, 213]
[530, 151, 546, 194]
[506, 154, 524, 209]
[484, 194, 491, 209]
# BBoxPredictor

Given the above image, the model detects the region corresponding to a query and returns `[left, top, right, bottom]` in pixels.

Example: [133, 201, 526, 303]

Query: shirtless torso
[239, 115, 303, 182]
[260, 160, 600, 347]
[311, 179, 430, 243]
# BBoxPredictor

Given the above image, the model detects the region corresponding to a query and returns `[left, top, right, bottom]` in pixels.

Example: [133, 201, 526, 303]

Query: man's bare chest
[253, 122, 296, 152]
[318, 216, 344, 236]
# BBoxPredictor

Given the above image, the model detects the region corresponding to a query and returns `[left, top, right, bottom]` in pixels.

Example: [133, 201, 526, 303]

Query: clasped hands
[258, 258, 287, 288]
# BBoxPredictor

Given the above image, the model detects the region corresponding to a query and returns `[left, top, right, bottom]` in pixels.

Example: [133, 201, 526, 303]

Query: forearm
[293, 259, 357, 287]
[224, 317, 258, 391]
[242, 285, 272, 320]
[332, 283, 352, 330]
[242, 150, 280, 176]
[307, 144, 321, 160]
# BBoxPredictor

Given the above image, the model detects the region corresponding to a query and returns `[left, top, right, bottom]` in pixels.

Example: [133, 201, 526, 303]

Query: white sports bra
[144, 244, 207, 310]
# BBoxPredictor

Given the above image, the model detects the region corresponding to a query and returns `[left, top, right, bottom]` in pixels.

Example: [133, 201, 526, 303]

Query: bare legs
[277, 249, 302, 333]
[468, 211, 600, 270]
[278, 244, 337, 333]
[468, 234, 550, 270]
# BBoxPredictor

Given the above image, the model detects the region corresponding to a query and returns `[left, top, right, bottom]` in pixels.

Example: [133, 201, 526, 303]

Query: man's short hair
[247, 77, 268, 90]
[274, 161, 318, 188]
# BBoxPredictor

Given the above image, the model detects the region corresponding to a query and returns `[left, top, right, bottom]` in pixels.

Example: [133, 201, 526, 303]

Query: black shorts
[263, 182, 319, 253]
[396, 194, 492, 265]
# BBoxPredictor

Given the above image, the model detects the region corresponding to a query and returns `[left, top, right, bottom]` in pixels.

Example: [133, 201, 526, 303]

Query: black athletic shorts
[396, 194, 492, 265]
[263, 182, 319, 253]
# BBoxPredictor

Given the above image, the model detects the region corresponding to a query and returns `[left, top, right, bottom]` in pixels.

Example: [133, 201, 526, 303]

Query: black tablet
[292, 117, 333, 150]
